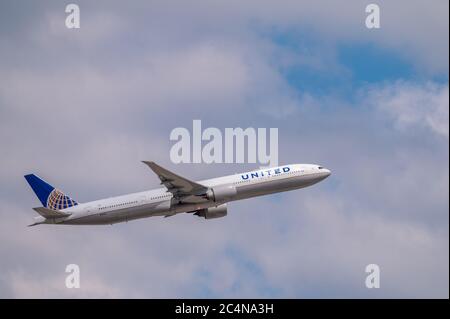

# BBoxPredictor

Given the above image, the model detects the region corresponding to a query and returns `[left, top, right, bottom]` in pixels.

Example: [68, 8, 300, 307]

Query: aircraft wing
[142, 161, 208, 199]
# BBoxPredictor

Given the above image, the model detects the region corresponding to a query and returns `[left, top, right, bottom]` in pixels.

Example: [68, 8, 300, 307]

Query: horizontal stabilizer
[32, 207, 71, 219]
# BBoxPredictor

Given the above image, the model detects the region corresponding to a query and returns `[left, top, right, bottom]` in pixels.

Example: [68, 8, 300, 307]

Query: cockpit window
[318, 166, 324, 169]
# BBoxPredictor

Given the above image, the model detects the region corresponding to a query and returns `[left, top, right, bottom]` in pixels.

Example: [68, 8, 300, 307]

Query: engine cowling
[195, 204, 227, 219]
[206, 185, 237, 202]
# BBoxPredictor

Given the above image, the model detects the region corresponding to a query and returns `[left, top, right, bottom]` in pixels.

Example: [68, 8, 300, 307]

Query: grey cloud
[0, 0, 448, 298]
[370, 81, 449, 139]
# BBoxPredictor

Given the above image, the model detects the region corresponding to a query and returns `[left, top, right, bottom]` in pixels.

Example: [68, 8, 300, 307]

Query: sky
[0, 0, 448, 298]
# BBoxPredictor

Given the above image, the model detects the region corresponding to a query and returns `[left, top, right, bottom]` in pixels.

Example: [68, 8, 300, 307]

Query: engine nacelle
[195, 204, 228, 219]
[206, 185, 237, 202]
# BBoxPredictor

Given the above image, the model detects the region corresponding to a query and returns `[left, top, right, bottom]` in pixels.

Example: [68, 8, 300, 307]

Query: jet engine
[194, 204, 227, 219]
[205, 185, 237, 202]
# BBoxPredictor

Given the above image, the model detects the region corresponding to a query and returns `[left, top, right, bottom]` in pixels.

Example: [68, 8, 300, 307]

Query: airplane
[24, 162, 331, 226]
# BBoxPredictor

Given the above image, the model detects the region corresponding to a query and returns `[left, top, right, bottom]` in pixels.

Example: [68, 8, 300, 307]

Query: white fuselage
[36, 164, 330, 225]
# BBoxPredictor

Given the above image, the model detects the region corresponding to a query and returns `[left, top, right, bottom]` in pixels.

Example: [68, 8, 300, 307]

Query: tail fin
[24, 174, 78, 210]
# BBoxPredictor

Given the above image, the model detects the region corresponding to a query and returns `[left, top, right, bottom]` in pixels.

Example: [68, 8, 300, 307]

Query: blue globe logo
[47, 189, 77, 210]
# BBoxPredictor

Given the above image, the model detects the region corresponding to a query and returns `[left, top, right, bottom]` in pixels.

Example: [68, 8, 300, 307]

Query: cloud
[369, 81, 449, 139]
[0, 0, 448, 298]
[229, 193, 448, 298]
[5, 270, 122, 299]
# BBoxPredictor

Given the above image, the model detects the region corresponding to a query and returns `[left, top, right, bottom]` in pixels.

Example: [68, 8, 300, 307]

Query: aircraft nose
[317, 166, 331, 179]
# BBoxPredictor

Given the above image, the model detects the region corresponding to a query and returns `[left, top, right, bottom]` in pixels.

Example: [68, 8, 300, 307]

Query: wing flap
[142, 161, 208, 198]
